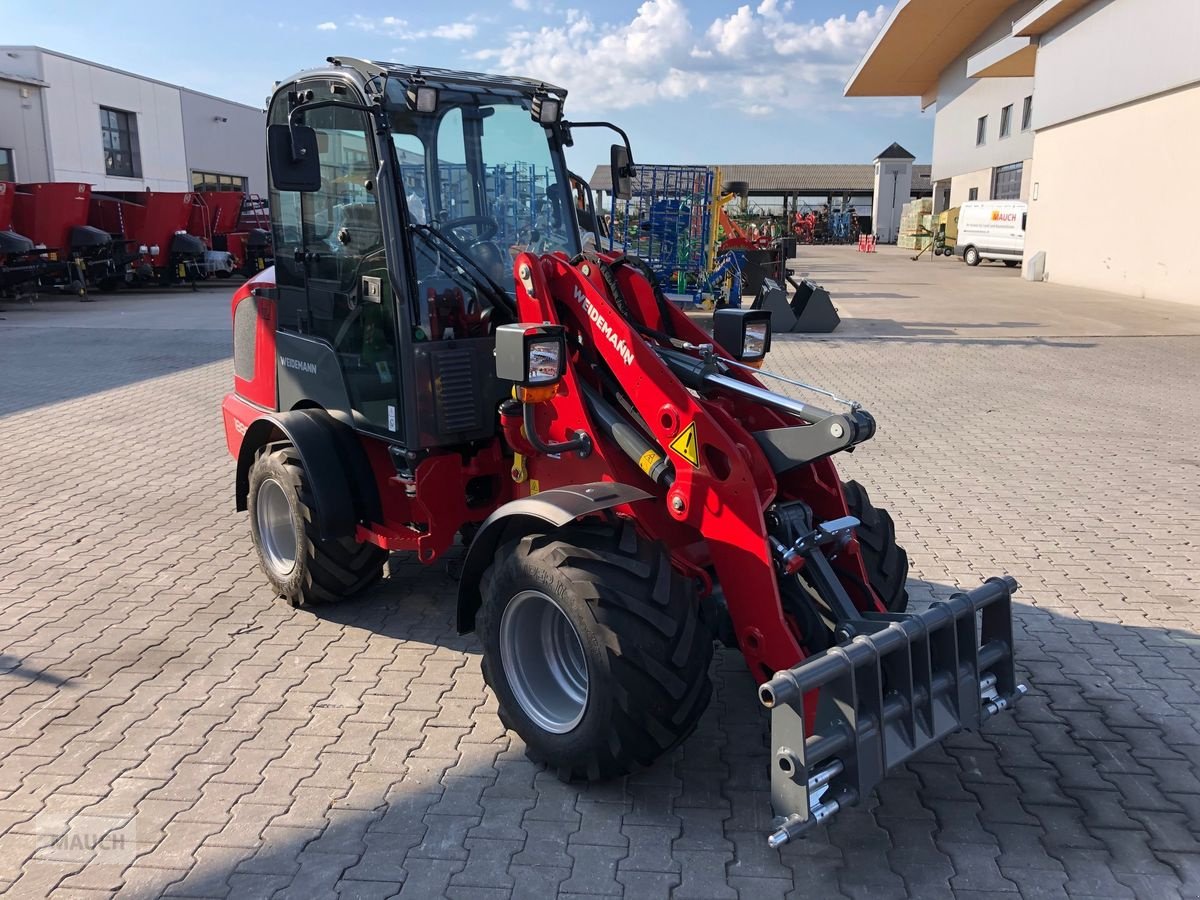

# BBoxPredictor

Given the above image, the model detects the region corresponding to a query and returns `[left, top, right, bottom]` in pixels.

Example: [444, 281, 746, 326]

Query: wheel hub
[256, 477, 298, 577]
[499, 590, 589, 734]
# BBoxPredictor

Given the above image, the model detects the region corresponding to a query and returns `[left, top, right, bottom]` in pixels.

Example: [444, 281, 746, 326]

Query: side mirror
[611, 144, 633, 201]
[267, 123, 321, 192]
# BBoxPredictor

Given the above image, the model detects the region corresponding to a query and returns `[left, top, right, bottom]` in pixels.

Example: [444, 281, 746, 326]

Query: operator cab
[264, 61, 582, 451]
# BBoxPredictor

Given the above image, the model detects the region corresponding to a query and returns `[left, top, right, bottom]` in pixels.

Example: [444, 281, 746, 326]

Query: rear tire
[843, 480, 910, 613]
[964, 246, 981, 266]
[247, 444, 386, 608]
[1004, 260, 1019, 268]
[478, 522, 713, 781]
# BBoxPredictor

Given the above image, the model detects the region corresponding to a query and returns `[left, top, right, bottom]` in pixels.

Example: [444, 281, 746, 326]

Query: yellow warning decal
[669, 423, 700, 468]
[529, 479, 540, 496]
[637, 449, 662, 476]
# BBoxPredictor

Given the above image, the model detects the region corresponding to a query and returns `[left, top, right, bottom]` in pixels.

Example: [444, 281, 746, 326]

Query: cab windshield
[387, 92, 578, 294]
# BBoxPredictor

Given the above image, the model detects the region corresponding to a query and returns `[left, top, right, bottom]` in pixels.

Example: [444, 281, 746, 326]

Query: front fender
[456, 482, 652, 634]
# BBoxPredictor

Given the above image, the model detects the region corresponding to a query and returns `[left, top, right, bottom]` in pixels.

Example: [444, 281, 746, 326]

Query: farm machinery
[0, 184, 275, 296]
[0, 182, 37, 295]
[89, 191, 208, 286]
[222, 58, 1025, 845]
[0, 182, 119, 297]
[189, 190, 274, 278]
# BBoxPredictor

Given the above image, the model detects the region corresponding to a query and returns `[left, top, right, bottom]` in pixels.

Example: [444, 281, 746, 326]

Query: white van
[953, 200, 1027, 267]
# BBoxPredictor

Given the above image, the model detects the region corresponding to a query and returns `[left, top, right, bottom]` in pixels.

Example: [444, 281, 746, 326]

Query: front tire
[247, 444, 386, 608]
[844, 480, 910, 613]
[964, 246, 981, 266]
[478, 522, 713, 781]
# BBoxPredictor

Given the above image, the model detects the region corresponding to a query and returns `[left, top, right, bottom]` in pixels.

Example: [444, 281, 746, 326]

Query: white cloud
[316, 21, 337, 31]
[426, 22, 478, 40]
[346, 15, 477, 40]
[472, 1, 888, 116]
[349, 14, 407, 36]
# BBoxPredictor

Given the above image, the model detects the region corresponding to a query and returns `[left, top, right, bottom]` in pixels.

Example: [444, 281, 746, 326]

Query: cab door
[270, 92, 402, 438]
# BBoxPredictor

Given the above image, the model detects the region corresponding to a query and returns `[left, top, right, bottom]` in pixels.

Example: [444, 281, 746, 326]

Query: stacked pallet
[898, 198, 933, 250]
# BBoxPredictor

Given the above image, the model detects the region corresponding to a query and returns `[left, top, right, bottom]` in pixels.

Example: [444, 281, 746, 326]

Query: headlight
[495, 323, 568, 397]
[712, 309, 772, 361]
[526, 338, 563, 384]
[743, 321, 769, 360]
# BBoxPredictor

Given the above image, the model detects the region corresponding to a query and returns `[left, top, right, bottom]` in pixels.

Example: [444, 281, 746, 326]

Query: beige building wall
[948, 159, 1034, 208]
[948, 168, 992, 207]
[1024, 84, 1200, 306]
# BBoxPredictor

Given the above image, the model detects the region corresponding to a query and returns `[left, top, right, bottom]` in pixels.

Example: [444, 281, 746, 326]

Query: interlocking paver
[3, 253, 1200, 897]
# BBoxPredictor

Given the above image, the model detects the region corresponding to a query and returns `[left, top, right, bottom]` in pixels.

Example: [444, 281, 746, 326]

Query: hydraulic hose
[522, 401, 592, 457]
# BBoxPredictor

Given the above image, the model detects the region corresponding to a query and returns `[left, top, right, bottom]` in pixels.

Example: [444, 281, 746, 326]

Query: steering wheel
[443, 215, 500, 242]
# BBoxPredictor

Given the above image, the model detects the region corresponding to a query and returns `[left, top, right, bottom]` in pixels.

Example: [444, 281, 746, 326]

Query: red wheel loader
[223, 58, 1025, 846]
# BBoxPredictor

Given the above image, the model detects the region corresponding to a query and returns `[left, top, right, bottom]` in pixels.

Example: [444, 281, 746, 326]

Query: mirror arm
[286, 99, 375, 162]
[563, 120, 636, 177]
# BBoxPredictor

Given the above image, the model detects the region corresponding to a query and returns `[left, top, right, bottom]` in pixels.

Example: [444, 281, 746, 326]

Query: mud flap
[759, 575, 1025, 847]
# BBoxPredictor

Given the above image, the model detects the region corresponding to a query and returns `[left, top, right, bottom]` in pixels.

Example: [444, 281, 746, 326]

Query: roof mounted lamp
[405, 74, 438, 114]
[530, 86, 561, 125]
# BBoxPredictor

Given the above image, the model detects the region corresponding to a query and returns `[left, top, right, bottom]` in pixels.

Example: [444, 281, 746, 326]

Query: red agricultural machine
[0, 182, 37, 295]
[1, 182, 119, 296]
[89, 190, 207, 286]
[222, 59, 1024, 845]
[189, 190, 274, 278]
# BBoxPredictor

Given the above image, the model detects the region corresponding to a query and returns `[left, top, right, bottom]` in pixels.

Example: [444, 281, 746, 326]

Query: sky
[1, 0, 931, 175]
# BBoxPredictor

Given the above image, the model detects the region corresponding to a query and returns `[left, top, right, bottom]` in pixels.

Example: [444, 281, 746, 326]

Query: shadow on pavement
[0, 654, 73, 687]
[113, 567, 1200, 899]
[0, 326, 229, 418]
[771, 325, 1098, 348]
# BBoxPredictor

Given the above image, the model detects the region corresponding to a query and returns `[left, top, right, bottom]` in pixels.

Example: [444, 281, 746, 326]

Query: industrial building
[0, 46, 265, 196]
[846, 0, 1199, 305]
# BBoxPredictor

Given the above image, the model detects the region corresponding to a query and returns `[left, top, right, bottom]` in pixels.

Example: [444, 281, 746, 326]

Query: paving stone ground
[1, 255, 1199, 899]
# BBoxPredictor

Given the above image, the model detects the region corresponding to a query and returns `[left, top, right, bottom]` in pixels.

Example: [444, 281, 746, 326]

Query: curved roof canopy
[844, 0, 1027, 100]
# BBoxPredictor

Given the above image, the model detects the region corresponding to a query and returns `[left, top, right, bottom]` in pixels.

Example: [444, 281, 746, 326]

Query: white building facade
[0, 47, 265, 196]
[846, 0, 1200, 306]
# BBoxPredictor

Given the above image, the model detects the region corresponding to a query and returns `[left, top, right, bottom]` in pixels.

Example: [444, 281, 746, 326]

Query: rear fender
[235, 408, 381, 540]
[455, 482, 652, 634]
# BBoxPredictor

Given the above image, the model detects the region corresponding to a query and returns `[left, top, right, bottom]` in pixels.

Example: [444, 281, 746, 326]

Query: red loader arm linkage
[506, 250, 1023, 845]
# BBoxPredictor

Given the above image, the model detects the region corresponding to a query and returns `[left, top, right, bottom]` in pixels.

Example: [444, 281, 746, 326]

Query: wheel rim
[499, 590, 589, 734]
[256, 478, 298, 577]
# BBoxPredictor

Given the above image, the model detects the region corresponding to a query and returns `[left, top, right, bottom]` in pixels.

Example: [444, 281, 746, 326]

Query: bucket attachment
[759, 575, 1024, 847]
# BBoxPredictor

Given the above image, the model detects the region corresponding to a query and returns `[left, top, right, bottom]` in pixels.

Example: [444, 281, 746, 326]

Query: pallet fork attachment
[760, 575, 1025, 847]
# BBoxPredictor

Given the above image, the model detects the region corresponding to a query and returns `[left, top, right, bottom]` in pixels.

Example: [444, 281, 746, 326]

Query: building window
[968, 187, 979, 202]
[100, 107, 140, 178]
[0, 148, 14, 182]
[192, 171, 249, 193]
[1000, 104, 1013, 139]
[976, 115, 987, 146]
[1021, 95, 1033, 131]
[941, 187, 951, 210]
[992, 162, 1024, 200]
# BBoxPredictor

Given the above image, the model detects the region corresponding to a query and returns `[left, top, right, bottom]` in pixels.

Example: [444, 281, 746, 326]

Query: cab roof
[284, 57, 568, 103]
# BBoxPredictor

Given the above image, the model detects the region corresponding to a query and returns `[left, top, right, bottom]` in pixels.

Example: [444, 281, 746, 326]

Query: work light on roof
[531, 88, 561, 125]
[405, 76, 438, 114]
